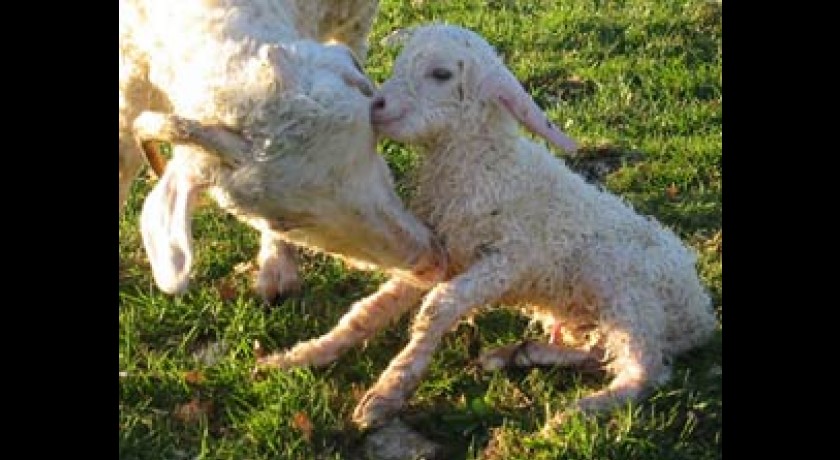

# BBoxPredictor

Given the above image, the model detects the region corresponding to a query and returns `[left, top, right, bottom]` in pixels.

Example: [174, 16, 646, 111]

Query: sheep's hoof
[353, 390, 404, 431]
[255, 279, 302, 306]
[253, 264, 302, 305]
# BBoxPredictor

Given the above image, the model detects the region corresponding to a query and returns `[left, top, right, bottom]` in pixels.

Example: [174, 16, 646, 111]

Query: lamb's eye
[430, 68, 453, 81]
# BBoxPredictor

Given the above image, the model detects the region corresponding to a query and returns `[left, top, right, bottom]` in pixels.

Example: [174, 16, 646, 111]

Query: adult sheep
[119, 0, 446, 301]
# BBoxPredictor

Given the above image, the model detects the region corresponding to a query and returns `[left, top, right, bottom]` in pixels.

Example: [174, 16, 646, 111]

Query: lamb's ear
[140, 163, 204, 295]
[477, 67, 578, 155]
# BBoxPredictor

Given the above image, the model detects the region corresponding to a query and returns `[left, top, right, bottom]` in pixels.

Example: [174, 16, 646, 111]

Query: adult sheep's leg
[254, 229, 302, 304]
[353, 254, 515, 430]
[257, 277, 426, 369]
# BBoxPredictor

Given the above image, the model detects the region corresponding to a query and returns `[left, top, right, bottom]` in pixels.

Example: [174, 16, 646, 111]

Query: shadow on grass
[565, 143, 646, 185]
[399, 332, 720, 459]
[564, 142, 721, 237]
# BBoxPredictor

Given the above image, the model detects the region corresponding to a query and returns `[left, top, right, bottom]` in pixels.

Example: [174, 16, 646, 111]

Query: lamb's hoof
[353, 390, 404, 431]
[254, 351, 295, 370]
[477, 342, 523, 371]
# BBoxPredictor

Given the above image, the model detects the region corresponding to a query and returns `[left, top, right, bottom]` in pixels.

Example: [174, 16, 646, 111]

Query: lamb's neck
[411, 119, 521, 221]
[417, 117, 520, 165]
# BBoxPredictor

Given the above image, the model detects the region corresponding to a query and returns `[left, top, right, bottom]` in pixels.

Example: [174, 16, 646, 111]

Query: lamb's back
[413, 138, 692, 289]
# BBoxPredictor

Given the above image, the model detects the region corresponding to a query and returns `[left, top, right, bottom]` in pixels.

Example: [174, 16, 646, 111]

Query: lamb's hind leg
[479, 341, 604, 372]
[550, 295, 671, 428]
[257, 277, 426, 369]
[353, 254, 515, 430]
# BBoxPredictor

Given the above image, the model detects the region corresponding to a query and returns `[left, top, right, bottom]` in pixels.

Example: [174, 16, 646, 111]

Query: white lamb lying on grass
[120, 0, 447, 302]
[258, 23, 718, 431]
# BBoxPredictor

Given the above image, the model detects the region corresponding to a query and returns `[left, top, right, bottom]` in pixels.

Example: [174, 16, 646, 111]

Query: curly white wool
[262, 23, 718, 430]
[368, 23, 718, 424]
[119, 1, 450, 303]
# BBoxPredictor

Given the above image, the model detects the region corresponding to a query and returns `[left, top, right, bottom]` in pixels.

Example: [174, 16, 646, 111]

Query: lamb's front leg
[353, 255, 515, 429]
[257, 277, 426, 369]
[254, 230, 301, 304]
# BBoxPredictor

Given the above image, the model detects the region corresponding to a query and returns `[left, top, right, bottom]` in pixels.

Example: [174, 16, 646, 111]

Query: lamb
[257, 23, 718, 431]
[120, 1, 448, 301]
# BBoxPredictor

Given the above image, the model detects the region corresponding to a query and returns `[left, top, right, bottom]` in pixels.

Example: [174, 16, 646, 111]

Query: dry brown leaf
[291, 411, 313, 442]
[665, 183, 679, 200]
[216, 279, 238, 301]
[173, 398, 213, 423]
[183, 370, 205, 385]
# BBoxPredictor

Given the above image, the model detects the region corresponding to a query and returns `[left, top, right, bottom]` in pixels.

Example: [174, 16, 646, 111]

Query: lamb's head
[371, 24, 577, 153]
[136, 39, 446, 295]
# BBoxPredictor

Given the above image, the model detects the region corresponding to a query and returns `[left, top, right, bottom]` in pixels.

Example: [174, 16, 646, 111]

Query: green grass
[119, 0, 722, 458]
